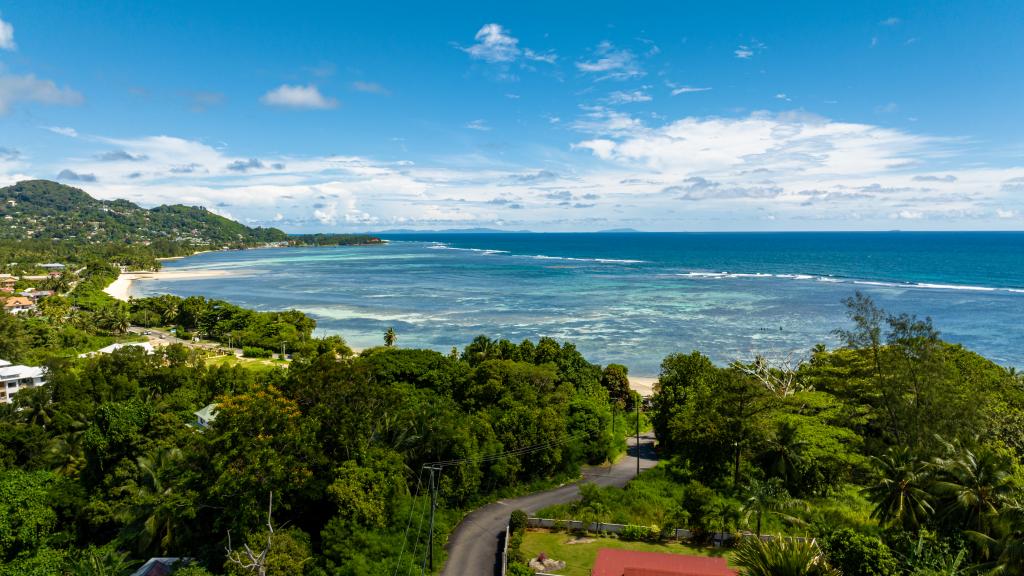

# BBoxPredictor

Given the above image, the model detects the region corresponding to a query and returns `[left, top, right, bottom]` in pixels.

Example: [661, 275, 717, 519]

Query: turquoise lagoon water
[133, 232, 1024, 375]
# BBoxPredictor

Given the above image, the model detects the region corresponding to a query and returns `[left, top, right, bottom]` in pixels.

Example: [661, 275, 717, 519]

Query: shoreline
[628, 376, 657, 398]
[103, 269, 237, 301]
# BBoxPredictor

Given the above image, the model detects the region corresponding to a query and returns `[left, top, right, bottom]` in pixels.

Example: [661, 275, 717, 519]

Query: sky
[0, 0, 1023, 232]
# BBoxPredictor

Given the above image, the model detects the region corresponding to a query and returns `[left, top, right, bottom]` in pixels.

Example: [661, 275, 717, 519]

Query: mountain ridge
[1, 179, 288, 246]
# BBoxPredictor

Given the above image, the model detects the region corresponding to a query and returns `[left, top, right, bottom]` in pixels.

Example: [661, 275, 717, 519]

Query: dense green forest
[0, 332, 628, 575]
[539, 294, 1024, 575]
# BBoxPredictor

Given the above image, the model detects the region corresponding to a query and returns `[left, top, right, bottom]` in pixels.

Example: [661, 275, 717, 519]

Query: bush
[821, 528, 899, 576]
[243, 346, 272, 358]
[510, 509, 528, 534]
[620, 524, 653, 541]
[507, 562, 532, 576]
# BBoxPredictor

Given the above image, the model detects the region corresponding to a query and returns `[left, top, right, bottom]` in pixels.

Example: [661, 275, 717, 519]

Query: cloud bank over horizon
[1, 4, 1022, 231]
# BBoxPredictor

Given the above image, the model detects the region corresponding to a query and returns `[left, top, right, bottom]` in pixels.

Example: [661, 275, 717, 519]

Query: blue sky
[1, 1, 1022, 231]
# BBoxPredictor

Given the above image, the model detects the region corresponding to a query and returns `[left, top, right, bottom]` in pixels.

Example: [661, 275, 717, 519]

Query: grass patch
[205, 354, 289, 372]
[519, 529, 731, 576]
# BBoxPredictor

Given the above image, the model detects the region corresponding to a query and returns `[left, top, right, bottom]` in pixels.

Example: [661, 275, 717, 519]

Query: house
[591, 549, 736, 576]
[193, 403, 219, 429]
[129, 557, 193, 576]
[0, 274, 14, 293]
[39, 263, 65, 270]
[78, 342, 156, 358]
[19, 290, 54, 302]
[0, 360, 47, 404]
[3, 295, 35, 314]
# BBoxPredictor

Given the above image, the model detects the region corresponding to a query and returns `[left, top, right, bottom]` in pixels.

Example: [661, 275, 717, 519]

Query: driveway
[440, 432, 658, 576]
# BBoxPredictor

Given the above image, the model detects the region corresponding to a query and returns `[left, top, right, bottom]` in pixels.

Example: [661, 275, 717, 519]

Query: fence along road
[440, 432, 658, 576]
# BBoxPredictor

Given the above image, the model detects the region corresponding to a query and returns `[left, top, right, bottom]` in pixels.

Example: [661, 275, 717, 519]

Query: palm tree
[863, 446, 934, 531]
[742, 478, 808, 537]
[67, 547, 137, 576]
[967, 503, 1024, 575]
[762, 422, 808, 490]
[734, 536, 839, 576]
[932, 443, 1014, 533]
[15, 385, 55, 428]
[384, 327, 397, 347]
[119, 447, 187, 555]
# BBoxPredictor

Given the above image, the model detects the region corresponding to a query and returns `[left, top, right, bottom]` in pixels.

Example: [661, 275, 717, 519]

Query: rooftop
[592, 549, 736, 576]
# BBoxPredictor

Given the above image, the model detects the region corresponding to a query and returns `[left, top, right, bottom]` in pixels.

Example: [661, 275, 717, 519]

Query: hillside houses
[0, 360, 46, 404]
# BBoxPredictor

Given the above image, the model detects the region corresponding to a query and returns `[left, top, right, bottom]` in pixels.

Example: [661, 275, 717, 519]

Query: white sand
[629, 376, 658, 397]
[104, 270, 235, 301]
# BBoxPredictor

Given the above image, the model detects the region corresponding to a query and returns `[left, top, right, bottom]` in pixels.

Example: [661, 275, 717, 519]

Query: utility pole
[636, 394, 641, 477]
[424, 465, 442, 574]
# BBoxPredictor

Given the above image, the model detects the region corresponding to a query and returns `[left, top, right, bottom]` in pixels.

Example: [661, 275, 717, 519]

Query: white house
[0, 360, 47, 404]
[193, 403, 219, 429]
[78, 342, 156, 358]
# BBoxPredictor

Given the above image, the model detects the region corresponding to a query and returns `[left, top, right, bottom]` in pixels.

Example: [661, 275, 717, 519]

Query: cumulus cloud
[458, 23, 557, 70]
[0, 74, 83, 114]
[734, 46, 754, 59]
[57, 169, 97, 182]
[912, 174, 957, 182]
[0, 16, 14, 50]
[462, 23, 520, 63]
[227, 158, 264, 172]
[261, 84, 338, 109]
[96, 150, 148, 162]
[576, 42, 642, 80]
[663, 177, 782, 201]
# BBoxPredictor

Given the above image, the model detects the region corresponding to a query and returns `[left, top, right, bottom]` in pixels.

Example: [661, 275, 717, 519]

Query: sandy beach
[103, 270, 235, 301]
[628, 376, 658, 398]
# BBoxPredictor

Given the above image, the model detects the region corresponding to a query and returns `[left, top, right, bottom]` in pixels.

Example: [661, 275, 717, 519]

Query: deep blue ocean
[134, 232, 1024, 375]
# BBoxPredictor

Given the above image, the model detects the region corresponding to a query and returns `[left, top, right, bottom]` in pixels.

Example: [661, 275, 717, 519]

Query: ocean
[133, 232, 1024, 375]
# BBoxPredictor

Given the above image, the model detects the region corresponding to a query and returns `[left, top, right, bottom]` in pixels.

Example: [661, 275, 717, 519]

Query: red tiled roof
[592, 549, 736, 576]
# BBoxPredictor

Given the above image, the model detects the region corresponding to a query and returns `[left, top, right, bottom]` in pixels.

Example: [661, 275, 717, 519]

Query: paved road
[440, 432, 658, 576]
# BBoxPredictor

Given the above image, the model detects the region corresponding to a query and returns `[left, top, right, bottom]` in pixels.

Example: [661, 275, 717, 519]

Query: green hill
[0, 179, 288, 246]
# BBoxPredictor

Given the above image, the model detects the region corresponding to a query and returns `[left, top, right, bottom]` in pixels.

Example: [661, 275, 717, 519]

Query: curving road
[440, 432, 658, 576]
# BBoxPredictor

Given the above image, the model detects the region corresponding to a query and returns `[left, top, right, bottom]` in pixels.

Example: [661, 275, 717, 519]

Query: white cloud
[670, 86, 711, 96]
[880, 16, 902, 26]
[45, 126, 79, 137]
[458, 23, 556, 68]
[0, 16, 14, 50]
[465, 119, 491, 131]
[0, 74, 83, 114]
[606, 90, 652, 104]
[523, 48, 557, 64]
[775, 93, 791, 101]
[17, 114, 1024, 232]
[462, 23, 520, 63]
[734, 46, 754, 59]
[260, 84, 338, 109]
[576, 42, 642, 80]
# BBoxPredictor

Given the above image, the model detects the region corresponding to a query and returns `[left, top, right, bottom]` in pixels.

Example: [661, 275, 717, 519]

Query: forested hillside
[0, 180, 287, 246]
[540, 294, 1024, 575]
[0, 334, 628, 575]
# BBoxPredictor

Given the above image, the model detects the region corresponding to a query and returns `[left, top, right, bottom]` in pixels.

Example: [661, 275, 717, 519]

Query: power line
[391, 467, 425, 576]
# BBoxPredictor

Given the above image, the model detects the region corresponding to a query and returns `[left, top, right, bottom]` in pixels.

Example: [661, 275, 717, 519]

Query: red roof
[592, 549, 736, 576]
